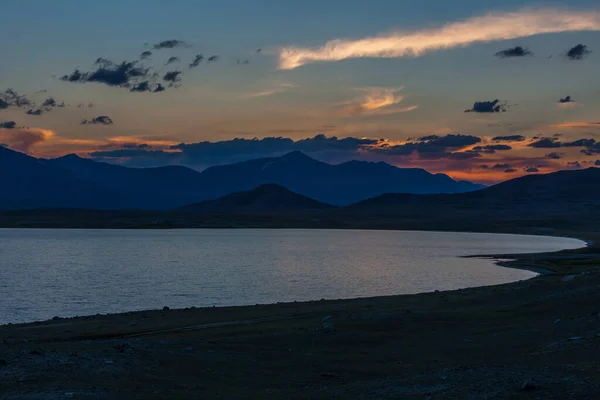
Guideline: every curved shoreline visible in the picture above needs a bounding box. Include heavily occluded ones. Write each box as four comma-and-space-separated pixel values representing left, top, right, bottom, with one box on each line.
0, 230, 591, 327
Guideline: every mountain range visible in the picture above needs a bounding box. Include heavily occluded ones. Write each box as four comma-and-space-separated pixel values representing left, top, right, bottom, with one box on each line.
1, 166, 598, 233
0, 146, 483, 210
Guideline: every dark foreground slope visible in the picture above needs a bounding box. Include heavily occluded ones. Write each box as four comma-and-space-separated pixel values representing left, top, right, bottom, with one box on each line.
178, 184, 333, 213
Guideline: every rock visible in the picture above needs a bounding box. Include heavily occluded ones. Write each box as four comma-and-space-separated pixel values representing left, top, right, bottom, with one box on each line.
0, 359, 7, 366
64, 392, 74, 398
561, 275, 576, 282
52, 316, 61, 321
320, 322, 335, 333
163, 306, 170, 311
519, 378, 538, 391
185, 346, 193, 352
554, 319, 561, 324
322, 315, 333, 322
321, 373, 337, 379
128, 320, 138, 327
30, 349, 44, 355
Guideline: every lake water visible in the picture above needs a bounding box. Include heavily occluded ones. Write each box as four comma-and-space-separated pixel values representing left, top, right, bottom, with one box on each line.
0, 229, 585, 324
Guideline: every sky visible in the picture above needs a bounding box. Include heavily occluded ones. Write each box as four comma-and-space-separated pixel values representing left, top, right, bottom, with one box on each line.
0, 0, 599, 183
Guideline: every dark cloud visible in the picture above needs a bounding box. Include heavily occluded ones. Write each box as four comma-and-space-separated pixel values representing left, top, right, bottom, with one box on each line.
563, 138, 596, 147
558, 95, 574, 104
492, 135, 525, 142
163, 71, 182, 86
525, 167, 539, 173
478, 165, 490, 169
237, 59, 250, 65
464, 99, 508, 113
129, 81, 165, 93
140, 51, 152, 60
207, 55, 219, 62
0, 89, 34, 109
417, 135, 440, 141
60, 59, 157, 91
471, 144, 512, 154
492, 163, 513, 170
0, 121, 17, 129
25, 109, 43, 116
567, 161, 582, 169
81, 116, 113, 125
546, 152, 562, 160
370, 134, 481, 158
152, 40, 189, 50
494, 46, 533, 58
189, 54, 204, 68
595, 160, 600, 166
504, 168, 517, 173
528, 138, 561, 148
580, 142, 600, 156
165, 56, 180, 65
566, 44, 591, 60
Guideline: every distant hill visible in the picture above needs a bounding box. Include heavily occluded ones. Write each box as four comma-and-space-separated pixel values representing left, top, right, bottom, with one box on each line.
195, 151, 484, 205
178, 184, 334, 213
342, 167, 600, 232
0, 147, 483, 210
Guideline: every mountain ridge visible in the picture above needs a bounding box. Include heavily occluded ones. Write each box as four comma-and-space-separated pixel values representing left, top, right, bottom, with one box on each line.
2, 146, 483, 209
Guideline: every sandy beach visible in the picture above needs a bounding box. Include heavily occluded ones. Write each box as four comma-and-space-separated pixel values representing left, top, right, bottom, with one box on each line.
1, 233, 600, 399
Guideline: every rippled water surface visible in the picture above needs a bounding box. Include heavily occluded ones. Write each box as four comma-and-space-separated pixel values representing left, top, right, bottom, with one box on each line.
0, 229, 584, 324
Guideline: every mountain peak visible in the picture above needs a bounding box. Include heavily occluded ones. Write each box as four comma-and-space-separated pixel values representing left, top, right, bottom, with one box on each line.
280, 151, 314, 161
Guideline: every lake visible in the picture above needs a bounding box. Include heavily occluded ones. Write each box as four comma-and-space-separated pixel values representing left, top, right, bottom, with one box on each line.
0, 229, 585, 324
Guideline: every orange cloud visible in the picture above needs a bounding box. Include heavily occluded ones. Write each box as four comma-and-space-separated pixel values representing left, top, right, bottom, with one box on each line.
241, 83, 296, 99
0, 128, 54, 153
338, 87, 418, 116
551, 122, 600, 129
279, 8, 600, 69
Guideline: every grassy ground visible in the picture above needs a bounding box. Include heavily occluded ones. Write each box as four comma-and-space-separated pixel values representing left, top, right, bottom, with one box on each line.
1, 234, 600, 399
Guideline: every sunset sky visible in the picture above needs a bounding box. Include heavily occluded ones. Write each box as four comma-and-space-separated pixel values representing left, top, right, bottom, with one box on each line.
0, 0, 599, 183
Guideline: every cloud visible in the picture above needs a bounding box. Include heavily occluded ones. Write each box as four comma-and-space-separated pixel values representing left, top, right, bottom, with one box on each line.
189, 54, 204, 68
152, 40, 189, 50
339, 87, 418, 116
81, 116, 113, 125
165, 56, 180, 65
566, 44, 591, 60
130, 81, 165, 93
563, 138, 596, 147
494, 46, 533, 58
370, 134, 481, 158
471, 144, 512, 153
207, 55, 219, 62
140, 51, 152, 60
60, 59, 161, 92
241, 83, 296, 99
465, 99, 508, 113
0, 89, 35, 110
528, 137, 561, 148
595, 160, 600, 166
546, 152, 562, 159
278, 9, 600, 69
558, 95, 573, 104
0, 128, 54, 153
25, 109, 43, 116
491, 163, 513, 170
525, 167, 539, 173
567, 161, 582, 168
557, 95, 577, 108
552, 121, 600, 129
0, 121, 17, 129
492, 135, 525, 142
163, 71, 182, 86
504, 168, 518, 173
